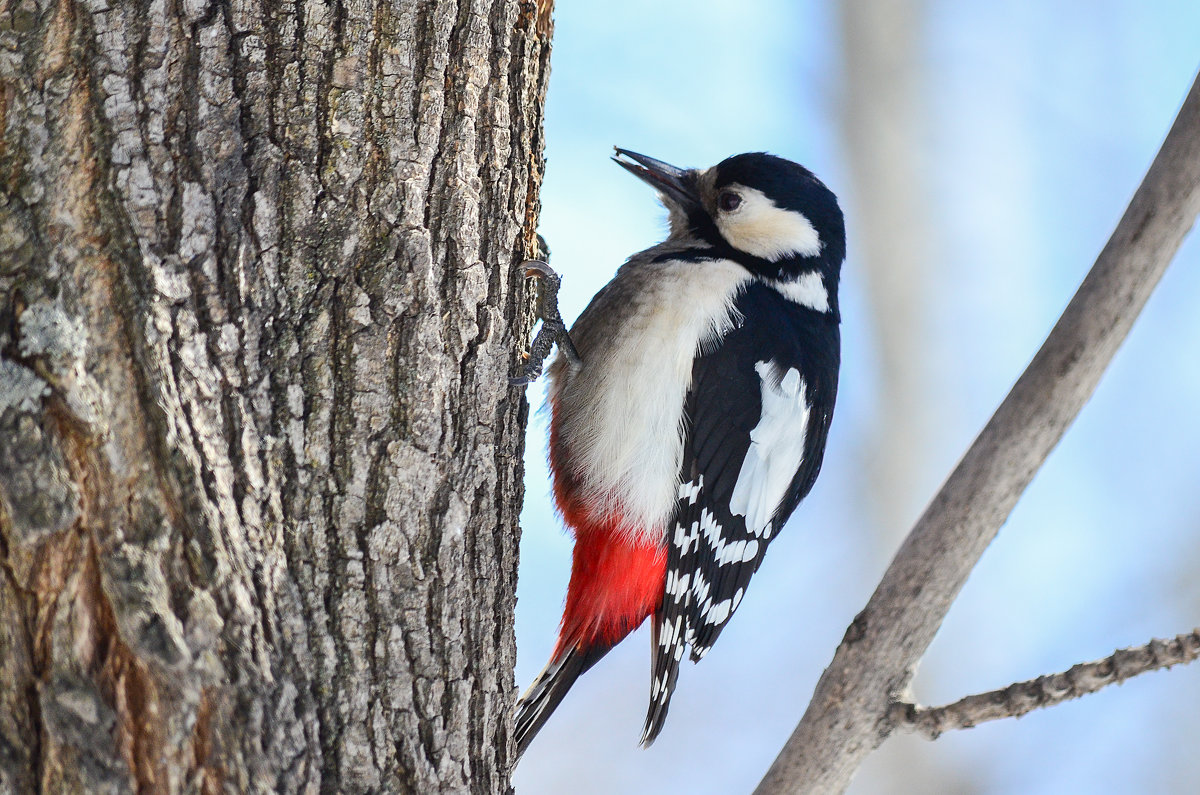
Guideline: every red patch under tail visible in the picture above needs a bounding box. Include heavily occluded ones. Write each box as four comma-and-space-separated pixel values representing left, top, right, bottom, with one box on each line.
547, 397, 667, 659
514, 397, 667, 755
552, 520, 667, 660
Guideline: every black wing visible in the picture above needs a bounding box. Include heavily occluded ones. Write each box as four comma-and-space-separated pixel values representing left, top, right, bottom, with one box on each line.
641, 283, 839, 744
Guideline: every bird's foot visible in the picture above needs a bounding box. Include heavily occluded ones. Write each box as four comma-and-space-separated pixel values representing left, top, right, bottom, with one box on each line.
511, 260, 580, 386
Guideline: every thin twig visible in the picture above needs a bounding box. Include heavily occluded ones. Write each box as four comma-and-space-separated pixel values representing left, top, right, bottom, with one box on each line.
892, 630, 1200, 739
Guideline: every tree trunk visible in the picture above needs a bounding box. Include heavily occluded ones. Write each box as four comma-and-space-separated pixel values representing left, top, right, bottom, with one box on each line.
0, 0, 552, 791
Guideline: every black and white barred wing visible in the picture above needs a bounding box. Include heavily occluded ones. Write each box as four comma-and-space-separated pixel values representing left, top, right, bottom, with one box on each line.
641, 285, 837, 745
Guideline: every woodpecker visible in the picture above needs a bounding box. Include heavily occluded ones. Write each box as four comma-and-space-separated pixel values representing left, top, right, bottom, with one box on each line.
513, 149, 845, 755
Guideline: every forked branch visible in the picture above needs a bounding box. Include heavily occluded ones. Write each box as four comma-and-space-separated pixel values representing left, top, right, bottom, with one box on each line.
755, 70, 1200, 795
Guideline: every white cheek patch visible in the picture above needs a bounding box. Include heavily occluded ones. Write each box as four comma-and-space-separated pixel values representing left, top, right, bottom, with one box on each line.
729, 360, 810, 537
716, 186, 822, 262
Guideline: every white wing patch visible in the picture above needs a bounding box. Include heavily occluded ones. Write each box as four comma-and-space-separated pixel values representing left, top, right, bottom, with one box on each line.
729, 361, 810, 538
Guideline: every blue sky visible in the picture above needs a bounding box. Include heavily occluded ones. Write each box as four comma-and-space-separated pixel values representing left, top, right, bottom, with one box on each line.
513, 3, 1200, 793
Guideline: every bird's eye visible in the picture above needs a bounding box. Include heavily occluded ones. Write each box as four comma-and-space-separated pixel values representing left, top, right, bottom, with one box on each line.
718, 191, 742, 212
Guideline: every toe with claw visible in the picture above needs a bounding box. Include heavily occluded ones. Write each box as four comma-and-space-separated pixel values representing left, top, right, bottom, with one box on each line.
511, 260, 580, 386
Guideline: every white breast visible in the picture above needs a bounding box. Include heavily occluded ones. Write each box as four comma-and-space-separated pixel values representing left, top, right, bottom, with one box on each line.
550, 257, 750, 542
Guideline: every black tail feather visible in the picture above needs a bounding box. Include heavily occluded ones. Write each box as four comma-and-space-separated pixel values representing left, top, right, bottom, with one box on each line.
640, 612, 684, 747
514, 643, 613, 758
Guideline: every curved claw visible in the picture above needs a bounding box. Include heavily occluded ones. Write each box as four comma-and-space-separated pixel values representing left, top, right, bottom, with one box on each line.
515, 259, 558, 280
509, 370, 540, 387
510, 259, 578, 387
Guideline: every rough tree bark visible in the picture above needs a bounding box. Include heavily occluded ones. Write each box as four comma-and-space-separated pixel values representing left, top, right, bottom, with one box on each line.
0, 0, 551, 792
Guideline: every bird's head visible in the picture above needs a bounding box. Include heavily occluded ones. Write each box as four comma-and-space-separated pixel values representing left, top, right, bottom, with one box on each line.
612, 149, 845, 284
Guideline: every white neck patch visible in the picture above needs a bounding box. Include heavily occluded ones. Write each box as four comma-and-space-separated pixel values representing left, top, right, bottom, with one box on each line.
716, 185, 822, 262
765, 271, 829, 312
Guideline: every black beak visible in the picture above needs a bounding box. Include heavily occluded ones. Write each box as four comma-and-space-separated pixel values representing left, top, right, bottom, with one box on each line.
612, 148, 698, 208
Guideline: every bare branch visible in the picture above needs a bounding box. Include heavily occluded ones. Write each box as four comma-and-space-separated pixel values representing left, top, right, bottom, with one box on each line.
754, 70, 1200, 795
891, 630, 1200, 739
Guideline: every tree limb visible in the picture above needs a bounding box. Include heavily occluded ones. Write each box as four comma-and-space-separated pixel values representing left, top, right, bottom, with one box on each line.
754, 70, 1200, 795
892, 629, 1200, 739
